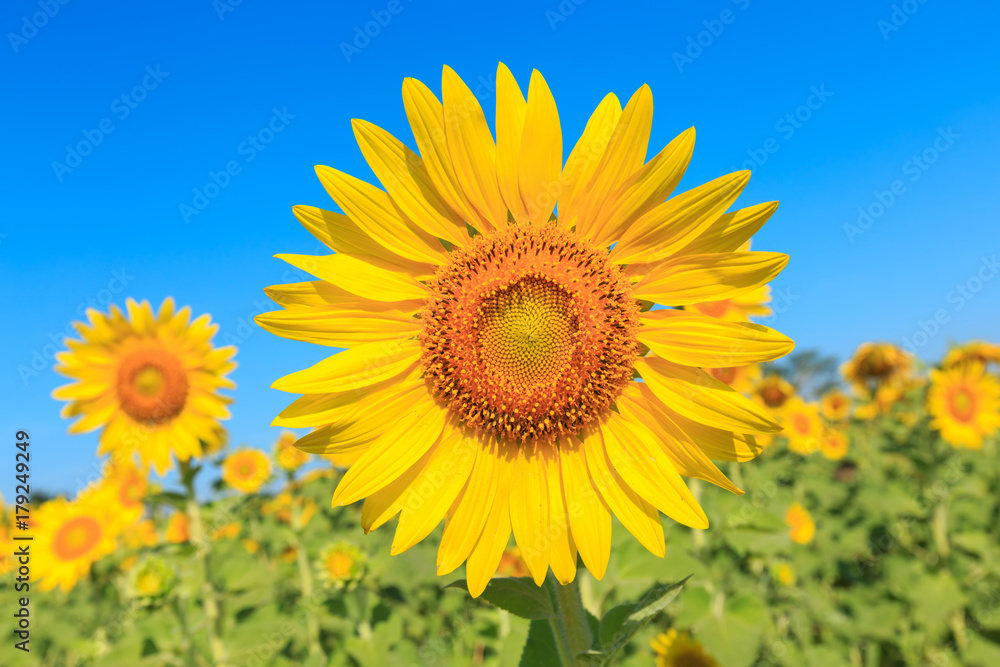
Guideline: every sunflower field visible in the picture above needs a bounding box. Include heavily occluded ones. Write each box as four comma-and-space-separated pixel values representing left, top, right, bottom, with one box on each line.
7, 62, 1000, 667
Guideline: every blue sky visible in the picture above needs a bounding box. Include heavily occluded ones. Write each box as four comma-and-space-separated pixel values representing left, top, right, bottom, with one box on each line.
3, 0, 998, 499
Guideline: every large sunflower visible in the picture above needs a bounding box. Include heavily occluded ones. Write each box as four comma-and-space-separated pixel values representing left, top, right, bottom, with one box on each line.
33, 492, 121, 592
53, 298, 236, 475
927, 363, 1000, 449
259, 64, 793, 595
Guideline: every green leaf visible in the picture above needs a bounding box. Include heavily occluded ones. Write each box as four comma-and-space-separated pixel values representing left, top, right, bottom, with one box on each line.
446, 578, 556, 620
597, 577, 689, 657
519, 619, 563, 667
146, 492, 188, 509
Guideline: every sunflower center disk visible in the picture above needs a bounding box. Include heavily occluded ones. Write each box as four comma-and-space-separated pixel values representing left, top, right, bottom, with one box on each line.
949, 388, 975, 422
116, 345, 190, 423
53, 516, 101, 561
421, 225, 641, 443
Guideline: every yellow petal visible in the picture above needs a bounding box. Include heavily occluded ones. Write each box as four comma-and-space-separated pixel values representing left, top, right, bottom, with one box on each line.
546, 450, 578, 585
275, 253, 427, 302
331, 395, 446, 506
495, 63, 529, 223
518, 69, 562, 224
361, 439, 438, 533
466, 449, 516, 598
442, 65, 507, 231
676, 201, 779, 255
635, 356, 781, 434
601, 418, 708, 529
438, 439, 501, 575
633, 252, 789, 306
315, 165, 449, 265
271, 338, 421, 394
351, 119, 468, 247
558, 93, 622, 229
585, 430, 665, 557
274, 372, 423, 430
591, 127, 695, 247
559, 441, 611, 580
256, 307, 420, 347
392, 431, 477, 554
508, 442, 550, 586
575, 85, 652, 240
639, 309, 794, 367
665, 410, 764, 462
264, 280, 423, 313
402, 77, 485, 228
610, 171, 750, 265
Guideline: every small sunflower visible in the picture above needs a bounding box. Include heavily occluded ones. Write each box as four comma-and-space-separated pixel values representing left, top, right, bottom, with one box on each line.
942, 341, 1000, 370
242, 538, 261, 555
211, 522, 241, 540
785, 502, 815, 545
820, 389, 850, 422
164, 512, 190, 544
754, 374, 795, 411
774, 563, 796, 586
222, 448, 272, 494
651, 629, 718, 667
124, 556, 177, 604
259, 64, 793, 595
708, 363, 761, 396
274, 430, 310, 472
262, 491, 317, 530
781, 399, 823, 454
52, 298, 236, 475
927, 363, 1000, 449
123, 519, 159, 550
33, 495, 121, 592
842, 342, 912, 394
317, 542, 366, 590
820, 429, 849, 461
82, 461, 148, 526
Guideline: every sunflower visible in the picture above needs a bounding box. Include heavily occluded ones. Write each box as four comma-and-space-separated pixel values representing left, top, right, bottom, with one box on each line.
258, 64, 793, 595
942, 341, 1000, 370
165, 512, 190, 544
222, 448, 272, 494
707, 363, 761, 396
781, 398, 823, 454
651, 629, 717, 667
274, 430, 310, 472
820, 429, 849, 461
927, 363, 1000, 449
124, 556, 177, 604
262, 491, 317, 530
82, 461, 148, 526
754, 374, 795, 411
785, 502, 815, 545
316, 542, 367, 590
842, 342, 912, 394
774, 563, 796, 586
33, 494, 121, 592
820, 389, 850, 422
123, 519, 159, 550
52, 298, 236, 476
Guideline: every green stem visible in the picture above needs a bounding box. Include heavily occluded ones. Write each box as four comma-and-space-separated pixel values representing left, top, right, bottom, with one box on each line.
292, 528, 325, 659
550, 575, 593, 666
171, 596, 199, 667
932, 496, 950, 561
181, 461, 228, 667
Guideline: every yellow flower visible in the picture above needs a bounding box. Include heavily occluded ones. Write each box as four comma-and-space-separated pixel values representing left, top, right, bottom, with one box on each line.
927, 363, 1000, 449
942, 341, 1000, 370
754, 374, 795, 411
273, 430, 310, 471
81, 461, 149, 527
52, 298, 236, 475
125, 556, 177, 603
707, 363, 761, 396
842, 342, 912, 394
242, 538, 260, 555
277, 545, 298, 564
781, 398, 823, 454
775, 563, 796, 586
785, 502, 815, 545
124, 519, 159, 550
497, 547, 530, 578
212, 522, 241, 540
651, 629, 718, 667
165, 512, 190, 544
263, 491, 317, 530
820, 429, 849, 461
33, 495, 120, 592
222, 449, 272, 494
258, 64, 793, 596
316, 542, 366, 590
820, 389, 850, 422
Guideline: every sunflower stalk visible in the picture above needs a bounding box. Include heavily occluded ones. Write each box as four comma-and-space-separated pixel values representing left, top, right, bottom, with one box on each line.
180, 460, 229, 667
548, 575, 593, 666
291, 512, 325, 659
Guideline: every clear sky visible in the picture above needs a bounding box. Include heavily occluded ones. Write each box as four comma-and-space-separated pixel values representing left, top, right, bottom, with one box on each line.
3, 0, 999, 500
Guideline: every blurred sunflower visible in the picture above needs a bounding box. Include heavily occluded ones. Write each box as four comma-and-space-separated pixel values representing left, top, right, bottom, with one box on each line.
942, 341, 1000, 369
651, 629, 717, 667
820, 429, 849, 461
222, 448, 272, 494
263, 491, 317, 530
33, 494, 121, 592
785, 502, 816, 545
707, 363, 761, 396
316, 542, 366, 590
927, 363, 1000, 449
774, 562, 796, 586
258, 64, 793, 595
52, 298, 236, 475
820, 389, 850, 422
83, 461, 148, 526
123, 519, 158, 550
165, 512, 190, 544
754, 374, 795, 411
842, 342, 912, 394
781, 398, 823, 454
274, 430, 310, 472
